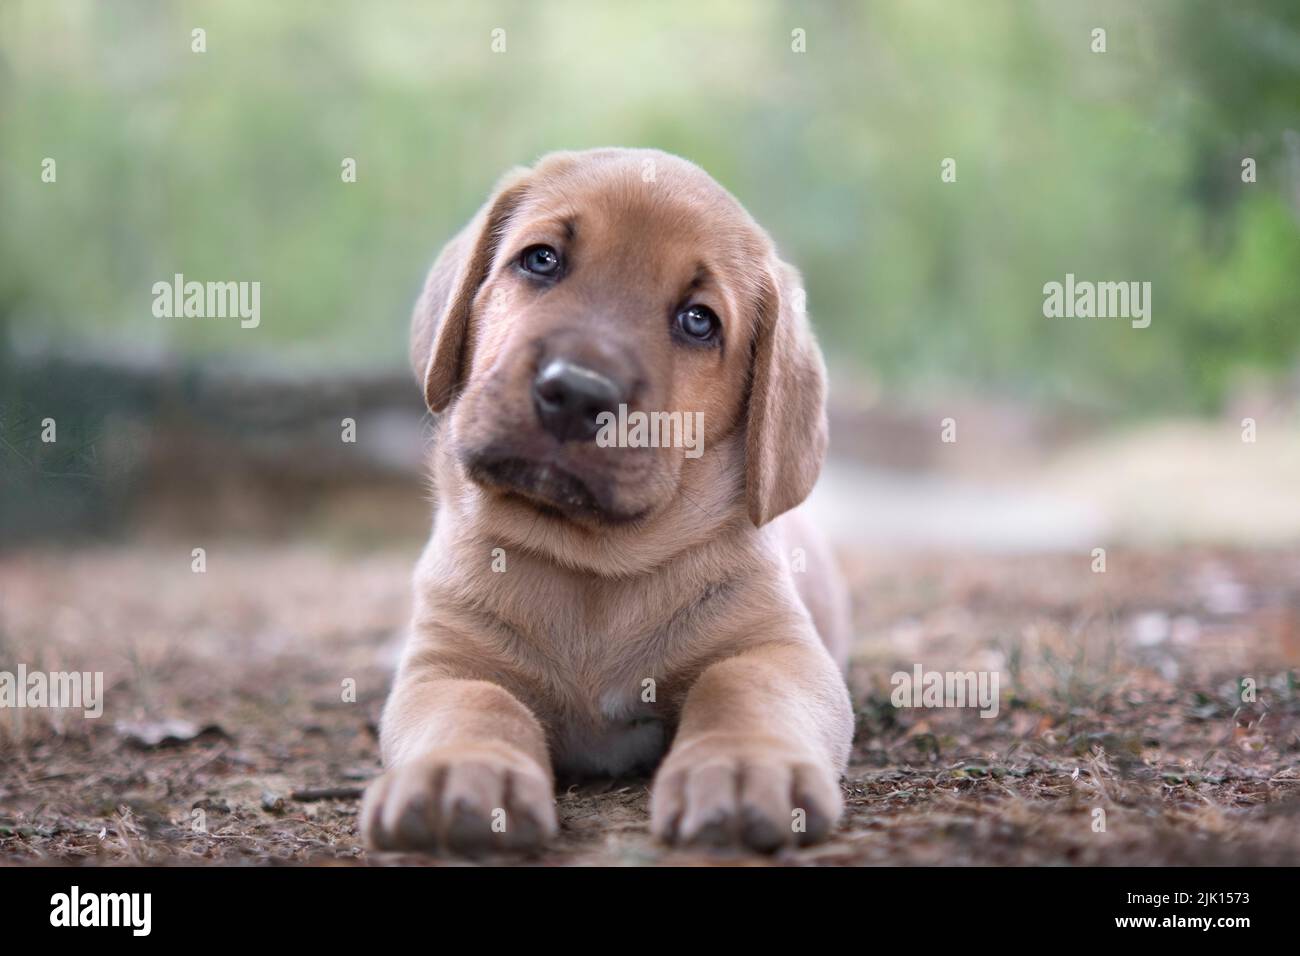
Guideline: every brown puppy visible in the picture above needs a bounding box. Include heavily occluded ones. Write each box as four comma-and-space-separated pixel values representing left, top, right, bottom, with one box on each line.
362, 148, 853, 854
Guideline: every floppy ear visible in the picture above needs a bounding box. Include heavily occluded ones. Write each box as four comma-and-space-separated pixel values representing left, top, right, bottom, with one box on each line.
745, 258, 829, 527
410, 167, 532, 413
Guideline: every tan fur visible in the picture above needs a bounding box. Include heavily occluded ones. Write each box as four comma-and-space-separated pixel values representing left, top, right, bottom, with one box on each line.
363, 148, 853, 854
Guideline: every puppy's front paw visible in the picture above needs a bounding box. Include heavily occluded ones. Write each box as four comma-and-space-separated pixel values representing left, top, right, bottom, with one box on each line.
650, 737, 842, 852
361, 746, 557, 855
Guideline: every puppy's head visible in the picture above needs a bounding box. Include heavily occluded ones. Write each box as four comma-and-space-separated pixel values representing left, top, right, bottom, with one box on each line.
411, 148, 826, 531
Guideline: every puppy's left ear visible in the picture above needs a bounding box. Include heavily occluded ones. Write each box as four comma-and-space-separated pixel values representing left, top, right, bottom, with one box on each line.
411, 167, 532, 413
745, 258, 829, 527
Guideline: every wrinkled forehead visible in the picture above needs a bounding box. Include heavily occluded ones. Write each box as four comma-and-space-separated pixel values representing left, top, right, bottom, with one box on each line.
508, 155, 772, 296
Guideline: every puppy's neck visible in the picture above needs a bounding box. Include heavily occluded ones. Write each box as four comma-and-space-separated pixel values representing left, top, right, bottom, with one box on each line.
428, 427, 752, 578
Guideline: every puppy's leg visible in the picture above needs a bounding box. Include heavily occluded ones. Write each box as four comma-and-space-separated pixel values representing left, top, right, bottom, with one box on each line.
651, 639, 852, 852
362, 670, 557, 854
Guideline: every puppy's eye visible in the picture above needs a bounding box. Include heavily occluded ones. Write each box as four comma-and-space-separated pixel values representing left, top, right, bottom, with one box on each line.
675, 304, 719, 343
520, 245, 562, 278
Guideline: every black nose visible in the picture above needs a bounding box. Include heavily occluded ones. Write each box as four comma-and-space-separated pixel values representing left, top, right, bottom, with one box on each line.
532, 358, 624, 443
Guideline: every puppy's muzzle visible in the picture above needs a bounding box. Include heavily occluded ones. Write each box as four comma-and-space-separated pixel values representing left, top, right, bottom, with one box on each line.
532, 358, 627, 443
462, 344, 648, 524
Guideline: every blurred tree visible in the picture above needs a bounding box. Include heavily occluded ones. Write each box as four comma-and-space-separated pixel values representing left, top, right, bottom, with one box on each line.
0, 0, 1296, 415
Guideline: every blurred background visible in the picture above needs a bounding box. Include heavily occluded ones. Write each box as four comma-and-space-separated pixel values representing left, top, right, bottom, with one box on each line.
2, 0, 1299, 548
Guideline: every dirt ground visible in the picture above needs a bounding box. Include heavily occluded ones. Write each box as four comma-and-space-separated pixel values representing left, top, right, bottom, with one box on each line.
1, 540, 1298, 866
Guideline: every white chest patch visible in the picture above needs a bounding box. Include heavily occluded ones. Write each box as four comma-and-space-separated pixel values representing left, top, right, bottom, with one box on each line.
598, 687, 647, 722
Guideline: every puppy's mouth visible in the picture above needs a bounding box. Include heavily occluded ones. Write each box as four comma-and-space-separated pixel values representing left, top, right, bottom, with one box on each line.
464, 450, 643, 525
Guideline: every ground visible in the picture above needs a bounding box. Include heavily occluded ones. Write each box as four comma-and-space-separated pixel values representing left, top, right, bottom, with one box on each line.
1, 541, 1298, 865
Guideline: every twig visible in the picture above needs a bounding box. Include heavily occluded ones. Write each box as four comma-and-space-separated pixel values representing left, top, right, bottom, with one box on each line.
290, 786, 365, 802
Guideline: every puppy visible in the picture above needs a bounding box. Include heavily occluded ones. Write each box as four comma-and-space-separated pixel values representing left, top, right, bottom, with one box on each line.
362, 148, 853, 854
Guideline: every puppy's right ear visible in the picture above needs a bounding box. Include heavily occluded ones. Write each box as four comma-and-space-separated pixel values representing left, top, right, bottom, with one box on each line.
410, 167, 532, 413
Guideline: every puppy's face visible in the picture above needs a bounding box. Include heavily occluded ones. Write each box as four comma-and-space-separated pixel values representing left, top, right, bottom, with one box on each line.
415, 149, 828, 534
448, 153, 766, 525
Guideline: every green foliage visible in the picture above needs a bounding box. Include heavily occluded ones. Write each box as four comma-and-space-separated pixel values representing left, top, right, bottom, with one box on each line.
1, 0, 1297, 412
